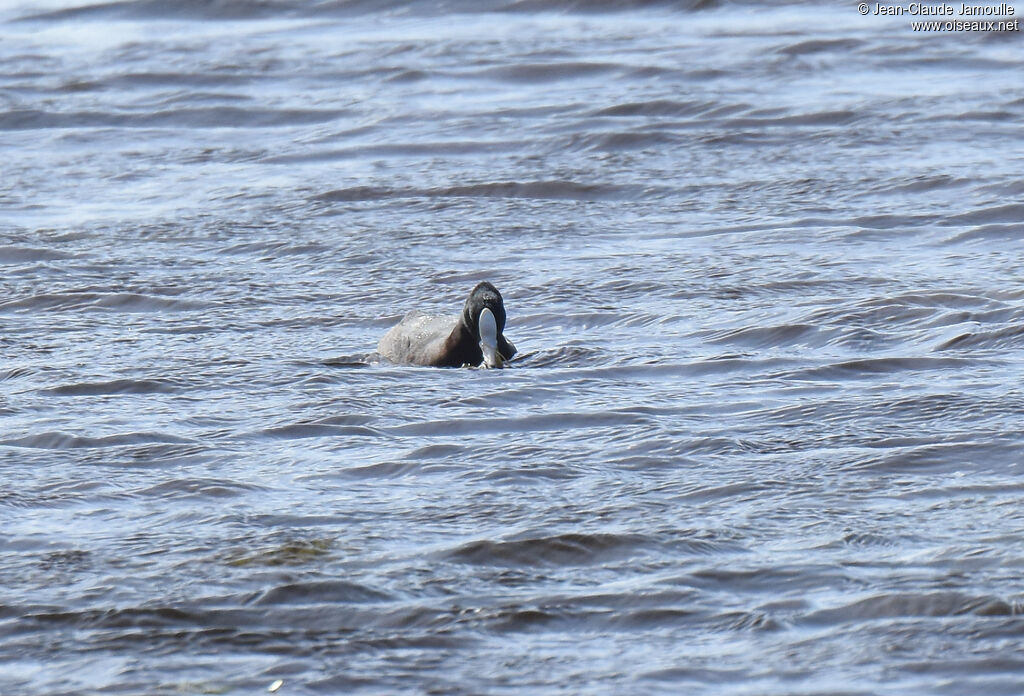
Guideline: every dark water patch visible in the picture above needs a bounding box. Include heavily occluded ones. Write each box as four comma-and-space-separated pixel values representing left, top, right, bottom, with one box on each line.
1, 487, 118, 511
39, 549, 93, 572
552, 356, 801, 382
935, 323, 1024, 351
484, 606, 566, 632
697, 130, 782, 146
838, 532, 910, 549
254, 314, 354, 332
16, 0, 305, 22
511, 345, 606, 367
725, 109, 861, 129
113, 442, 212, 465
962, 110, 1017, 122
477, 61, 619, 82
445, 532, 652, 568
761, 391, 1011, 436
563, 129, 684, 153
943, 203, 1024, 226
314, 180, 649, 203
854, 440, 1020, 474
882, 291, 1002, 310
0, 107, 346, 131
18, 600, 459, 645
777, 38, 865, 56
601, 606, 776, 632
543, 310, 624, 329
897, 480, 1024, 503
704, 323, 828, 350
802, 592, 1019, 626
264, 139, 523, 164
493, 603, 707, 633
386, 68, 429, 82
450, 385, 565, 407
799, 293, 1008, 346
25, 605, 208, 630
499, 0, 719, 13
387, 410, 650, 437
0, 246, 78, 263
307, 414, 378, 427
673, 480, 784, 505
642, 666, 751, 686
716, 610, 779, 632
137, 477, 264, 499
1, 431, 193, 450
593, 274, 670, 296
37, 378, 182, 396
220, 240, 335, 258
258, 422, 383, 440
332, 460, 423, 479
671, 560, 839, 593
0, 366, 34, 381
594, 98, 720, 118
945, 223, 1023, 245
782, 356, 983, 381
15, 0, 719, 22
321, 355, 374, 367
256, 581, 392, 606
869, 174, 971, 196
137, 322, 220, 336
102, 72, 267, 90
53, 74, 262, 96
404, 443, 465, 460
848, 212, 940, 230
0, 291, 210, 314
802, 297, 937, 324
976, 178, 1024, 199
747, 276, 893, 298
476, 463, 579, 483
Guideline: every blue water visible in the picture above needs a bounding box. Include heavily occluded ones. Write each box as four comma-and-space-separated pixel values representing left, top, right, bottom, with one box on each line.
2, 1, 1023, 694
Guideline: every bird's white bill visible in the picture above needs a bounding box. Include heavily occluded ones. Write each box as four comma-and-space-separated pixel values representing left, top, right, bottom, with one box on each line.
478, 307, 504, 368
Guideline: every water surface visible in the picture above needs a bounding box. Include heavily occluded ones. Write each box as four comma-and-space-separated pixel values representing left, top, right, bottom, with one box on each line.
2, 1, 1024, 694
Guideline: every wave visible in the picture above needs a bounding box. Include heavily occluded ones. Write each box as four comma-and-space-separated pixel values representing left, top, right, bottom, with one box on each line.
776, 38, 864, 56
935, 323, 1024, 351
37, 378, 182, 396
703, 323, 829, 350
945, 223, 1024, 245
137, 476, 266, 498
16, 0, 736, 23
0, 245, 79, 263
781, 356, 982, 381
1, 431, 194, 450
314, 180, 649, 203
802, 591, 1020, 625
258, 423, 383, 439
386, 410, 651, 437
0, 291, 210, 314
943, 202, 1024, 226
443, 532, 653, 567
0, 107, 346, 131
264, 139, 524, 165
256, 580, 392, 605
854, 440, 1020, 474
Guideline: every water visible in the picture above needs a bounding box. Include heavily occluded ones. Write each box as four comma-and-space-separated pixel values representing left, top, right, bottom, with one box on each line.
2, 1, 1023, 694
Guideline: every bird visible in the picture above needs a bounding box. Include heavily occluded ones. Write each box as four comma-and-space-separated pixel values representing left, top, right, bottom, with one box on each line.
377, 281, 517, 368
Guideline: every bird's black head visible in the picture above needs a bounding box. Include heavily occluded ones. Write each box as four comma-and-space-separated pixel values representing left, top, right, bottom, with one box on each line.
461, 281, 506, 339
